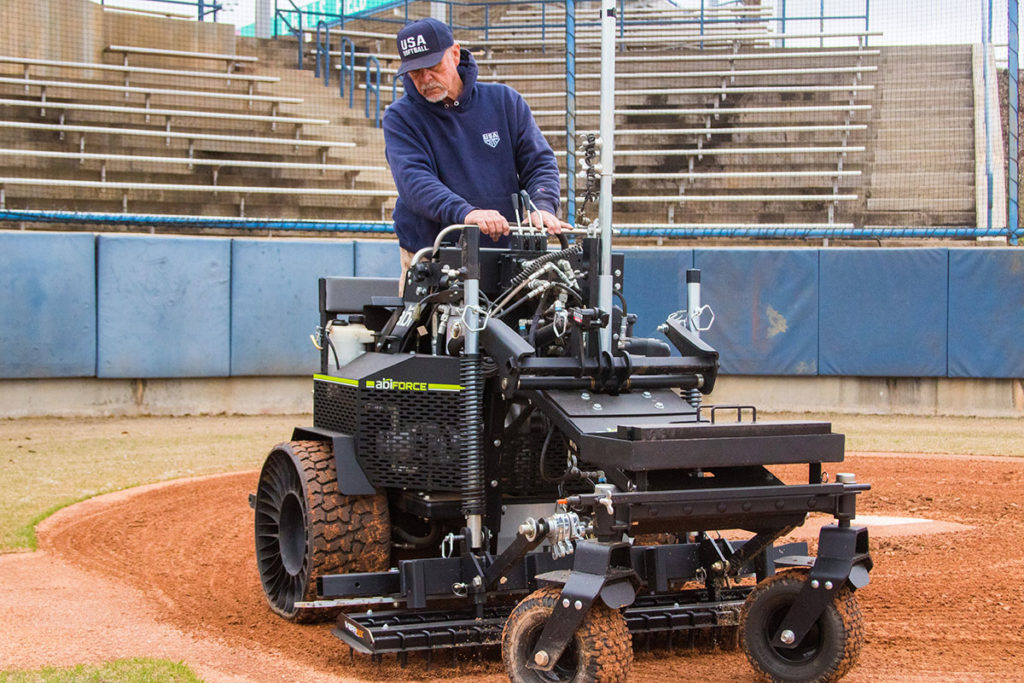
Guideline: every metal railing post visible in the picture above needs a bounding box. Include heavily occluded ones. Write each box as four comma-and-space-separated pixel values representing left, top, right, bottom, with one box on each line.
700, 0, 705, 50
983, 0, 994, 230
781, 0, 787, 47
541, 2, 546, 54
864, 0, 870, 47
819, 0, 824, 47
339, 36, 355, 107
315, 20, 326, 80
366, 55, 382, 128
1010, 0, 1020, 244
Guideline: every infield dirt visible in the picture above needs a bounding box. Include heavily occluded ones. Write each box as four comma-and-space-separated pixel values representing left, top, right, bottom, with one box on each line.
1, 449, 1021, 681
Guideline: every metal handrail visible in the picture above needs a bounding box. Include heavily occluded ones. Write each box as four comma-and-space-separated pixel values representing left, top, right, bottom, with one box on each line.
99, 0, 223, 22
365, 56, 382, 129
315, 20, 330, 84
339, 37, 356, 108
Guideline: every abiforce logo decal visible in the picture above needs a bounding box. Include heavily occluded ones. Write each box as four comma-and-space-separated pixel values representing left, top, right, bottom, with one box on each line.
313, 374, 460, 392
366, 377, 462, 392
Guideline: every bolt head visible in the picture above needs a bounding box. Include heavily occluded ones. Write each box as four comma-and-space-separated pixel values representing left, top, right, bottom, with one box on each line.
825, 580, 834, 590
811, 579, 820, 589
534, 650, 550, 667
562, 598, 570, 608
780, 629, 796, 645
574, 600, 583, 610
592, 403, 602, 411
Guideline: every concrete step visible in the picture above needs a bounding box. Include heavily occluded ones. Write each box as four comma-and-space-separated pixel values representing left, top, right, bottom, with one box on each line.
875, 112, 972, 125
861, 210, 976, 227
870, 187, 974, 201
875, 86, 973, 99
867, 197, 974, 212
871, 171, 974, 187
873, 149, 973, 165
875, 128, 973, 147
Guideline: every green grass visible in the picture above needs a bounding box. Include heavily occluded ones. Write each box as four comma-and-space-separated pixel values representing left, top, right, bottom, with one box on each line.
0, 412, 1020, 554
768, 412, 1024, 457
0, 658, 202, 682
0, 414, 304, 552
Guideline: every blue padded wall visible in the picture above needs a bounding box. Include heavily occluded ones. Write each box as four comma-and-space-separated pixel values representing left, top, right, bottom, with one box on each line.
819, 249, 948, 377
354, 239, 401, 277
948, 249, 1024, 378
0, 231, 96, 378
231, 239, 354, 376
620, 248, 693, 344
695, 249, 819, 375
97, 235, 231, 378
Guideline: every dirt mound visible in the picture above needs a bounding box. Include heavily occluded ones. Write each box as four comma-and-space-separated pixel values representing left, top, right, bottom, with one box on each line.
4, 453, 1023, 681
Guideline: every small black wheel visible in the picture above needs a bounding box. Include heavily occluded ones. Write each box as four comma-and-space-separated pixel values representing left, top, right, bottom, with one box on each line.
741, 569, 864, 682
501, 585, 632, 683
253, 440, 389, 622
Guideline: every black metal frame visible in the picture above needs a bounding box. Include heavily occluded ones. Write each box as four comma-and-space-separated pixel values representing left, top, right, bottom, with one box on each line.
292, 227, 872, 670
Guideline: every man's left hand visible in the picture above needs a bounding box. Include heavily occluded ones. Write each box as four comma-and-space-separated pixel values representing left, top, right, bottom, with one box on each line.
529, 210, 571, 235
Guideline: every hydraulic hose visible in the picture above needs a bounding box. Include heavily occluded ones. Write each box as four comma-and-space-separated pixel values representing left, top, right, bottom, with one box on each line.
510, 243, 583, 287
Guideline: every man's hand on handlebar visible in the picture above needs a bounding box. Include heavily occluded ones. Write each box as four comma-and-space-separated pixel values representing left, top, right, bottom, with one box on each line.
464, 208, 571, 240
464, 209, 509, 241
529, 210, 571, 235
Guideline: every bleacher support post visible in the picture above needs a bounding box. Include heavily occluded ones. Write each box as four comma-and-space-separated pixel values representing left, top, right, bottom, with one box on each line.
565, 0, 576, 226
1010, 0, 1020, 245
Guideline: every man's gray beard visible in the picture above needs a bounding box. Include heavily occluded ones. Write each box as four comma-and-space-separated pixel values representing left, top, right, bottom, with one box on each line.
423, 87, 448, 103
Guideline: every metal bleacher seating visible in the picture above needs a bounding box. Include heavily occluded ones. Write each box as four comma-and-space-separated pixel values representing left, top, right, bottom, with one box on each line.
312, 1, 878, 231
0, 45, 396, 220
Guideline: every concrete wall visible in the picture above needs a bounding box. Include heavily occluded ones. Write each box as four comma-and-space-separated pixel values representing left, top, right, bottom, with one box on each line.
0, 0, 235, 72
1, 231, 1022, 417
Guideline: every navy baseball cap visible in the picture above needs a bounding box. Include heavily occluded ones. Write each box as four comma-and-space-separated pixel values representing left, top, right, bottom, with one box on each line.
396, 18, 454, 76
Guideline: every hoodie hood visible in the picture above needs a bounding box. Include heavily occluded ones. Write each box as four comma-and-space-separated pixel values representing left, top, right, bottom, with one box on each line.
401, 48, 478, 112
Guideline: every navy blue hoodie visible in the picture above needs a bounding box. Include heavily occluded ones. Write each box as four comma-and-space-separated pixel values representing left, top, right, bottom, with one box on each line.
382, 49, 561, 252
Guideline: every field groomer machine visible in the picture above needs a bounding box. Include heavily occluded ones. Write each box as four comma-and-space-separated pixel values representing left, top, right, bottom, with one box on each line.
251, 218, 872, 681
251, 3, 872, 681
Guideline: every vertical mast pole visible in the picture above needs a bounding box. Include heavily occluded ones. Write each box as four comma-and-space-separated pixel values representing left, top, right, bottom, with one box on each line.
597, 0, 616, 353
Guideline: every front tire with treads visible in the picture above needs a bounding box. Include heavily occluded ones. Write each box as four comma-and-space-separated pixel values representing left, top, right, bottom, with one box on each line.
502, 585, 632, 683
741, 569, 864, 682
253, 440, 389, 622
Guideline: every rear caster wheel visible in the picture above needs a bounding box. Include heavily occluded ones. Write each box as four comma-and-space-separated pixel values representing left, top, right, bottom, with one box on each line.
501, 585, 632, 683
741, 569, 864, 682
253, 440, 389, 622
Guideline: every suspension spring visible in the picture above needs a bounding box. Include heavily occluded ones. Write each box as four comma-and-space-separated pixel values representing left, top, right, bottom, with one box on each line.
459, 353, 485, 517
